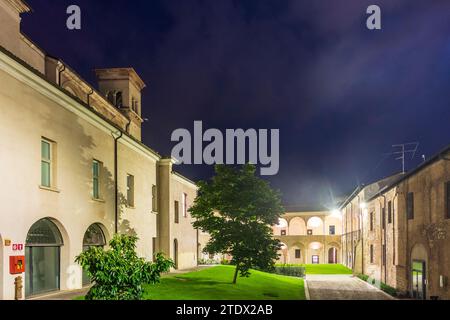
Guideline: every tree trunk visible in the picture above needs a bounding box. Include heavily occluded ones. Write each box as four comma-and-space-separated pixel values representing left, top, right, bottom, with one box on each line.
232, 264, 239, 284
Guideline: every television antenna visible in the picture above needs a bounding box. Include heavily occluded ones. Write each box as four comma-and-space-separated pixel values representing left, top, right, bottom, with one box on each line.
391, 142, 419, 174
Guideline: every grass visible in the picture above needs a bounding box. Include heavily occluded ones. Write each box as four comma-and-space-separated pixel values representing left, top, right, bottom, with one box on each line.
143, 265, 305, 300
275, 264, 353, 275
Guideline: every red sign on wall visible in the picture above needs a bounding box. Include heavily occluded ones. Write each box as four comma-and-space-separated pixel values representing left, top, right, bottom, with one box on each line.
12, 244, 24, 251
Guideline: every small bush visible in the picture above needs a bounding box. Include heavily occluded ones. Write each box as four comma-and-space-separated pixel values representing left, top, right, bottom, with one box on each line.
76, 234, 174, 300
273, 265, 306, 278
357, 274, 398, 297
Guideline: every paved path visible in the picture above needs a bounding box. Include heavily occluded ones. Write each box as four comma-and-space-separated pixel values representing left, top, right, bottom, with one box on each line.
306, 275, 394, 300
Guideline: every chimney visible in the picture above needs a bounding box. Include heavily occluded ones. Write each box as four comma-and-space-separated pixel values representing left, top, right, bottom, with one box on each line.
94, 68, 146, 140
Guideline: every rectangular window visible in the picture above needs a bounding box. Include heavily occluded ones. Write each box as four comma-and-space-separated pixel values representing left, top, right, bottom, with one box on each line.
182, 193, 188, 217
329, 225, 336, 235
92, 160, 101, 199
295, 249, 301, 259
370, 245, 374, 263
152, 185, 157, 212
174, 201, 179, 224
407, 192, 414, 220
382, 207, 386, 230
446, 181, 450, 219
126, 174, 135, 207
41, 139, 52, 187
370, 212, 374, 231
388, 201, 392, 224
382, 244, 386, 266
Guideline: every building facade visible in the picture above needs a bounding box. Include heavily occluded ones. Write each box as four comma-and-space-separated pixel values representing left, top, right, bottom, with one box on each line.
340, 147, 450, 300
0, 0, 198, 300
273, 207, 342, 265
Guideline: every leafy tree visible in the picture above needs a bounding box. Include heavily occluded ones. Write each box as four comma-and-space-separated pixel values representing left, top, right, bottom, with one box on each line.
75, 234, 174, 300
190, 164, 284, 284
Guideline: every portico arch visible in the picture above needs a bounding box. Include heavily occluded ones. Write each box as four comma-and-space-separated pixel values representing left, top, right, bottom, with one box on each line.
289, 217, 307, 235
273, 218, 288, 236
278, 242, 289, 264
307, 216, 324, 235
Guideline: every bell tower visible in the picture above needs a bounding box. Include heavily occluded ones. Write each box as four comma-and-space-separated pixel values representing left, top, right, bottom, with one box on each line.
94, 68, 146, 141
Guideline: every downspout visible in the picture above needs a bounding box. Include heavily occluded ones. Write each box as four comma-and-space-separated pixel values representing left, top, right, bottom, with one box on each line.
87, 89, 94, 107
58, 63, 66, 86
350, 202, 354, 270
358, 195, 364, 275
380, 195, 387, 284
393, 191, 399, 266
112, 119, 132, 234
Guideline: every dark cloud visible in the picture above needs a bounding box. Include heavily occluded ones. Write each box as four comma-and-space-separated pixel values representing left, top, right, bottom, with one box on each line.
23, 0, 450, 205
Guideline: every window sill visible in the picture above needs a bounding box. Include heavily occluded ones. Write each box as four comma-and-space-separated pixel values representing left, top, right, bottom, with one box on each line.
126, 205, 135, 209
92, 198, 105, 203
151, 211, 158, 215
39, 185, 60, 193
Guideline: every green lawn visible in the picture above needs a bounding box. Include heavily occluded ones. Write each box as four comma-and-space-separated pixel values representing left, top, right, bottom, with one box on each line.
276, 264, 352, 275
144, 265, 305, 300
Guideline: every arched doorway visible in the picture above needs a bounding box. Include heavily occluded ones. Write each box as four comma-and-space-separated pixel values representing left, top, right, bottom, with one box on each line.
328, 247, 338, 264
173, 239, 178, 269
411, 243, 428, 300
25, 218, 63, 297
82, 224, 106, 286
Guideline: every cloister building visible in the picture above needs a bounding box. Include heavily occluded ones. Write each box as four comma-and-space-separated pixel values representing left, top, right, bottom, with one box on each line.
273, 206, 342, 265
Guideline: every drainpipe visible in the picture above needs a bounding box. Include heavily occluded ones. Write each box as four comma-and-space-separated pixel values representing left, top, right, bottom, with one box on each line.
87, 89, 94, 107
393, 191, 399, 266
357, 195, 364, 275
58, 63, 66, 86
112, 120, 132, 234
350, 202, 354, 270
380, 195, 387, 284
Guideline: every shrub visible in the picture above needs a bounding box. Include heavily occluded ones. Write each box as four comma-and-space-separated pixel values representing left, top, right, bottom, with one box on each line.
273, 264, 305, 278
75, 234, 174, 300
357, 274, 398, 297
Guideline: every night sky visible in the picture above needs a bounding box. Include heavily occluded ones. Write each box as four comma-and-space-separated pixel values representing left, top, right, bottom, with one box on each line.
22, 0, 450, 206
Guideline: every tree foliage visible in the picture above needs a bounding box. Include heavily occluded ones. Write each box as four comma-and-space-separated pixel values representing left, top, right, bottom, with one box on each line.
190, 164, 284, 283
75, 234, 174, 300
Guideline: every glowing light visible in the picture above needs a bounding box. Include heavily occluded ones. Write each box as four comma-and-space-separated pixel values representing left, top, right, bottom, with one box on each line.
360, 202, 367, 209
331, 209, 341, 217
309, 242, 322, 250
308, 217, 322, 228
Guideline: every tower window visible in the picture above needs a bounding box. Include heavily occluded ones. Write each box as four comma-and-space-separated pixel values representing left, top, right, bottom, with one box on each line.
115, 92, 123, 108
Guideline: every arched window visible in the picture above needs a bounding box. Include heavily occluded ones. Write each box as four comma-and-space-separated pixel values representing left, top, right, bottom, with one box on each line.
107, 91, 115, 105
115, 91, 123, 108
83, 223, 106, 247
82, 224, 106, 286
26, 218, 63, 246
25, 218, 63, 297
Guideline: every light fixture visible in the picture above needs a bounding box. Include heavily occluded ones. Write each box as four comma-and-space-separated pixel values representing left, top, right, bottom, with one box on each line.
331, 209, 341, 217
